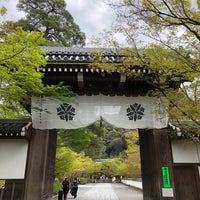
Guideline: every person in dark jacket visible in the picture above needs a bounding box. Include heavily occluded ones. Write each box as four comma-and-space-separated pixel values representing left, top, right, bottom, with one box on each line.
70, 178, 79, 198
62, 177, 70, 200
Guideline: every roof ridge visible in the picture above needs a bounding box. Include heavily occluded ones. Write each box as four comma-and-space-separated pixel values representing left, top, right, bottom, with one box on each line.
42, 46, 119, 55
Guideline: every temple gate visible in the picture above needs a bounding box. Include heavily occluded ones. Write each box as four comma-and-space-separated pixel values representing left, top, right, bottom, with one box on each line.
0, 46, 199, 200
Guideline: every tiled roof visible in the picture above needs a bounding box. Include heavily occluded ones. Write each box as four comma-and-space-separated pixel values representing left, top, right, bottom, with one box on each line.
169, 121, 200, 141
43, 46, 118, 55
43, 46, 122, 63
42, 46, 156, 76
0, 119, 31, 138
41, 47, 156, 96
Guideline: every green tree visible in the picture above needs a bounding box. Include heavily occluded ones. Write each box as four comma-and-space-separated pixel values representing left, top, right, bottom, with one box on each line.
100, 158, 121, 177
123, 130, 141, 178
70, 152, 99, 178
55, 146, 76, 180
104, 124, 127, 158
93, 0, 200, 138
0, 6, 7, 16
58, 122, 105, 159
0, 27, 45, 116
108, 0, 200, 44
0, 17, 73, 117
58, 129, 98, 153
55, 144, 102, 182
16, 0, 86, 46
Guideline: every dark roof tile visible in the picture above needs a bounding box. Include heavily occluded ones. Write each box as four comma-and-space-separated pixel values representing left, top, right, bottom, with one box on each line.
0, 119, 31, 138
43, 46, 121, 63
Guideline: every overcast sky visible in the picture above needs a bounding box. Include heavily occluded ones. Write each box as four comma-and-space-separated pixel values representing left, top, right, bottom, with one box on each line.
1, 0, 116, 47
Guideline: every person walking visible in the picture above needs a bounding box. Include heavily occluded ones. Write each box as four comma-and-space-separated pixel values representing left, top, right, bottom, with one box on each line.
62, 177, 70, 200
70, 177, 79, 198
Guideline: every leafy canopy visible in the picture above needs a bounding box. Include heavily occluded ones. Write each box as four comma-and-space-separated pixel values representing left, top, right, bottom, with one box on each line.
58, 122, 105, 160
16, 0, 86, 46
0, 23, 73, 117
55, 144, 102, 180
90, 0, 200, 138
0, 26, 45, 115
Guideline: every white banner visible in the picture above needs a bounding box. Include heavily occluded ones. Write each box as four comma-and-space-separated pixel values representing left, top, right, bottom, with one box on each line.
31, 95, 168, 129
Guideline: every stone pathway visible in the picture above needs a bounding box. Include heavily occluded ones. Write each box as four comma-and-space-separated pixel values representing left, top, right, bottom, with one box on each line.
53, 183, 143, 200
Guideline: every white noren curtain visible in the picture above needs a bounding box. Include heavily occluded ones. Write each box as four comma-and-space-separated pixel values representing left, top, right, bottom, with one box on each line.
31, 95, 168, 130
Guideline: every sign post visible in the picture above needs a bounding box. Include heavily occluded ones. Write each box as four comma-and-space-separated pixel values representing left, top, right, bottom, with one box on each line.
162, 166, 171, 188
161, 166, 174, 197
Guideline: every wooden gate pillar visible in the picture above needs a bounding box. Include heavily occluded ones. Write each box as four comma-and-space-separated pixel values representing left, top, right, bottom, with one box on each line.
24, 128, 57, 200
139, 129, 176, 200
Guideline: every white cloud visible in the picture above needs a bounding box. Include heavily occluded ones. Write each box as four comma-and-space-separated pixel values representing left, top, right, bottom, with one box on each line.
1, 0, 25, 21
66, 0, 116, 45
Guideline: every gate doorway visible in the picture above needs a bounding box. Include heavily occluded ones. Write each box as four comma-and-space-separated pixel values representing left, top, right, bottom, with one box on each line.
57, 124, 141, 184
1, 47, 199, 200
41, 46, 177, 200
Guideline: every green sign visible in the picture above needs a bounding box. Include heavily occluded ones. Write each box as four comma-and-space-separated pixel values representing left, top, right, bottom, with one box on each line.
162, 166, 171, 188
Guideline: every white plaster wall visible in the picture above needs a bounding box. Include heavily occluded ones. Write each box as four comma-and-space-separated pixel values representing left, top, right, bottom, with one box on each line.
171, 140, 200, 163
0, 139, 28, 179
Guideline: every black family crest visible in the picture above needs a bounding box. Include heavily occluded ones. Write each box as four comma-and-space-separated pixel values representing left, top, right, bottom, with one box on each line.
57, 103, 75, 121
127, 103, 145, 121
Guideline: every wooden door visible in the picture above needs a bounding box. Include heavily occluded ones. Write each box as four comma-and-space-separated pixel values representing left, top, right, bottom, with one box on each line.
174, 166, 200, 200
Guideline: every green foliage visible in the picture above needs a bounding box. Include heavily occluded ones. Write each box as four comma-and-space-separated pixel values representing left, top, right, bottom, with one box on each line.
84, 135, 105, 159
122, 130, 141, 178
104, 130, 141, 178
53, 179, 62, 194
55, 146, 76, 180
56, 124, 105, 179
79, 177, 88, 184
119, 0, 200, 42
55, 122, 138, 180
141, 45, 200, 130
0, 6, 7, 16
16, 0, 86, 46
70, 152, 97, 178
58, 122, 105, 159
58, 121, 129, 160
92, 0, 200, 139
93, 130, 141, 178
58, 129, 97, 153
55, 144, 102, 181
100, 158, 122, 177
0, 27, 45, 116
116, 162, 130, 177
0, 26, 73, 117
103, 124, 127, 158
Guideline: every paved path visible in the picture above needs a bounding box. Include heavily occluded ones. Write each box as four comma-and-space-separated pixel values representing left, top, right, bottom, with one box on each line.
121, 179, 142, 190
53, 183, 143, 200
